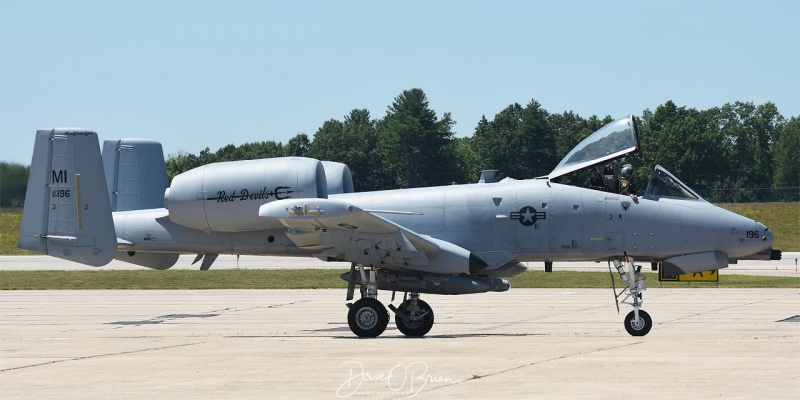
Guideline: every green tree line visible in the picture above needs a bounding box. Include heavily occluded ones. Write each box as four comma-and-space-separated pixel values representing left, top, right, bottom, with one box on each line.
2, 88, 798, 206
0, 163, 29, 207
164, 89, 799, 201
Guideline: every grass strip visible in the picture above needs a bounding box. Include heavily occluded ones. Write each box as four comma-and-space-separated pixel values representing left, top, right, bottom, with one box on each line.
1, 270, 798, 290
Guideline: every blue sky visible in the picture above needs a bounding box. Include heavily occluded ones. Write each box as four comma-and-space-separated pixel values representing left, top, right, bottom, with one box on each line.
1, 0, 798, 166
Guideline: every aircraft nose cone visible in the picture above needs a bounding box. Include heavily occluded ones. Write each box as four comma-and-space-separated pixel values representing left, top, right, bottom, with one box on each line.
756, 222, 774, 247
715, 206, 775, 259
734, 220, 774, 258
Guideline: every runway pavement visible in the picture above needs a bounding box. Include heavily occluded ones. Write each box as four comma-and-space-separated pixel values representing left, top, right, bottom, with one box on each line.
2, 254, 798, 398
1, 289, 798, 399
2, 253, 799, 276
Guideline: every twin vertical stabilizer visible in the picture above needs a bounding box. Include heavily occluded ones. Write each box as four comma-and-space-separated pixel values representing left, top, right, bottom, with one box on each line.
17, 129, 117, 266
102, 139, 168, 211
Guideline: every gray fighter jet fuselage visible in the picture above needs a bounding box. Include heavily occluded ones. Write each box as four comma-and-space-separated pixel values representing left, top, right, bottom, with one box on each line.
18, 116, 780, 338
114, 178, 773, 269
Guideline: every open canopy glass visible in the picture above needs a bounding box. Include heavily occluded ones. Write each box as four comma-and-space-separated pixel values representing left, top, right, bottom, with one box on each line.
548, 115, 640, 179
547, 115, 706, 201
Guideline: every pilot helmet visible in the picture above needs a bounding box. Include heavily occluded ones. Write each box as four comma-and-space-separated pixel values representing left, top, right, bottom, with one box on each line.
621, 164, 634, 179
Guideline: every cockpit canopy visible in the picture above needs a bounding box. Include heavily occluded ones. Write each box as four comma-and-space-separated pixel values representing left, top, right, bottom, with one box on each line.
548, 115, 639, 180
549, 115, 705, 201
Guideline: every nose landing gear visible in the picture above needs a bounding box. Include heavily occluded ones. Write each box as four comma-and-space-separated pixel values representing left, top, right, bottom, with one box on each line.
610, 255, 653, 336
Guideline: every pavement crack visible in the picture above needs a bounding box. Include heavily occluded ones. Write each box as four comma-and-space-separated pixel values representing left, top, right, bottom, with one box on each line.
658, 293, 797, 325
107, 301, 310, 327
412, 342, 643, 397
0, 342, 202, 373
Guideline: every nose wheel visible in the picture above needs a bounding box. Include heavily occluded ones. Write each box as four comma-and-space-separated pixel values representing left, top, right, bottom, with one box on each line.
624, 309, 652, 336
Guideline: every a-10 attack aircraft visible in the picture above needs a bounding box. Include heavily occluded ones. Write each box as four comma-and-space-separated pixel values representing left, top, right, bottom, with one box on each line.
18, 116, 781, 337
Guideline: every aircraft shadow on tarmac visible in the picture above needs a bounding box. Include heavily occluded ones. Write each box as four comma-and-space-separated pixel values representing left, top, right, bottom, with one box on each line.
307, 325, 547, 338
107, 313, 221, 326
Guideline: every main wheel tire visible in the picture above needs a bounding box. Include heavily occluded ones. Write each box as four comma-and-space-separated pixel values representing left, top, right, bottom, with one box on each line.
624, 310, 652, 336
347, 298, 389, 338
395, 300, 434, 337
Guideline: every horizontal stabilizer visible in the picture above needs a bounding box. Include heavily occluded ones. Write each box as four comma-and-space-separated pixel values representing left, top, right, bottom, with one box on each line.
115, 251, 179, 270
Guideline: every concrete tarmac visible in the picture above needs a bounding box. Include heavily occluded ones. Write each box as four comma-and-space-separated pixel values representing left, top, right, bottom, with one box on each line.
1, 289, 798, 399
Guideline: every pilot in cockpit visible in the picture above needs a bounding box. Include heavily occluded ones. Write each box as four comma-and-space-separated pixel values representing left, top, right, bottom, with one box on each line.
619, 164, 638, 200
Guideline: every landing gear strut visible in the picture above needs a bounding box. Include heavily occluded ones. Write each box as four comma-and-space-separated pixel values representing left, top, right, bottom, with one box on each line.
610, 256, 652, 336
345, 264, 436, 338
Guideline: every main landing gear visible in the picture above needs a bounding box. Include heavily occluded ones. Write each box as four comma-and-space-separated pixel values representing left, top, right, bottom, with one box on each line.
609, 256, 653, 336
347, 297, 389, 337
345, 264, 435, 338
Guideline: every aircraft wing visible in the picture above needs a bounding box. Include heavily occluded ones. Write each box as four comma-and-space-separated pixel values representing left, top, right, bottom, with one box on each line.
259, 198, 486, 275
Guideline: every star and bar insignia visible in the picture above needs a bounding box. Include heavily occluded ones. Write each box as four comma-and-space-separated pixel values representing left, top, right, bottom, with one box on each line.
510, 206, 547, 226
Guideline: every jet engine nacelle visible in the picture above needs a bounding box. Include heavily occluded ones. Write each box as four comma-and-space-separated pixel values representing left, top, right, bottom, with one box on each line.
165, 157, 338, 232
